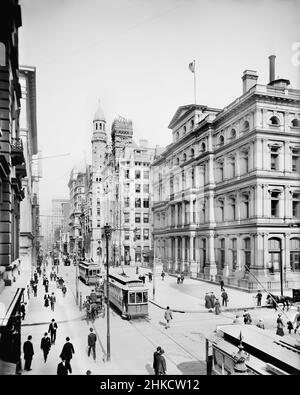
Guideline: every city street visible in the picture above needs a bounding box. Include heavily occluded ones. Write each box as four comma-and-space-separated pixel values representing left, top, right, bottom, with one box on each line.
20, 260, 300, 375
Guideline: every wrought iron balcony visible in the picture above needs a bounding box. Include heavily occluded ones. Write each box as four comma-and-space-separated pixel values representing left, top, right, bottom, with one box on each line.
11, 137, 25, 166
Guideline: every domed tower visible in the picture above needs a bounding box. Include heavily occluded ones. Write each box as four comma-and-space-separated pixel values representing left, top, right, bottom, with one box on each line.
91, 101, 107, 172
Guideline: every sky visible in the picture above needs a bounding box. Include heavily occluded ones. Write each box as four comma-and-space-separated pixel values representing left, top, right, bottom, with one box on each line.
18, 0, 300, 215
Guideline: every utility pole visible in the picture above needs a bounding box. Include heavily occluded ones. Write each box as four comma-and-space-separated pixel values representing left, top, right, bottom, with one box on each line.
104, 223, 112, 361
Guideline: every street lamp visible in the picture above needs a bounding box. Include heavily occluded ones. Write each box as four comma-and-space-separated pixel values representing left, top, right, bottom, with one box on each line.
104, 223, 112, 361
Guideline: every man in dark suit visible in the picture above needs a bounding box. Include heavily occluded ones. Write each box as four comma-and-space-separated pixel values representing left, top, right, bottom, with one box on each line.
48, 319, 58, 344
23, 335, 34, 371
57, 357, 68, 375
153, 346, 162, 375
59, 337, 75, 374
40, 332, 51, 362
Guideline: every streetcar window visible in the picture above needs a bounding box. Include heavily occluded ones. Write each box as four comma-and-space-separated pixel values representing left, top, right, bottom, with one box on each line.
143, 292, 148, 302
136, 292, 142, 303
89, 270, 93, 275
129, 293, 135, 303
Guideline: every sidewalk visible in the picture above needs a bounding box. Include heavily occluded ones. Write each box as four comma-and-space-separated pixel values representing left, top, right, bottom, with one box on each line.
118, 266, 268, 313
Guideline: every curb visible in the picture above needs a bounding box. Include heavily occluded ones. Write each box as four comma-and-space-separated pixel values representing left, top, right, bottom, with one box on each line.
149, 298, 268, 314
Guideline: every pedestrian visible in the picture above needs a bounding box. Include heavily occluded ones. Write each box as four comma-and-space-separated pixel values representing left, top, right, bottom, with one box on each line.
32, 282, 37, 297
62, 284, 67, 296
136, 266, 139, 275
220, 279, 225, 291
205, 293, 212, 311
87, 328, 97, 360
57, 357, 68, 375
287, 321, 294, 334
256, 319, 265, 329
86, 370, 92, 375
214, 299, 221, 315
180, 272, 184, 284
148, 272, 152, 282
293, 306, 300, 333
44, 278, 49, 293
20, 302, 26, 320
164, 306, 173, 329
44, 293, 50, 308
221, 290, 228, 307
50, 272, 53, 281
60, 337, 75, 374
27, 285, 30, 300
161, 271, 165, 281
210, 292, 216, 308
243, 310, 252, 325
48, 319, 58, 344
276, 314, 285, 336
176, 273, 181, 284
153, 346, 162, 375
141, 274, 146, 284
34, 271, 38, 283
156, 349, 167, 375
256, 290, 263, 307
23, 335, 34, 371
50, 292, 56, 312
40, 332, 51, 363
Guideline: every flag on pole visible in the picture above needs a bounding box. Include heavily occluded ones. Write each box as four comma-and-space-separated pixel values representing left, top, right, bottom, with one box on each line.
188, 60, 195, 73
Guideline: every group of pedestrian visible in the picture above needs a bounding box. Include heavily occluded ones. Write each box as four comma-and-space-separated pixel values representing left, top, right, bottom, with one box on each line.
277, 306, 300, 336
205, 292, 221, 314
153, 346, 167, 375
176, 272, 184, 284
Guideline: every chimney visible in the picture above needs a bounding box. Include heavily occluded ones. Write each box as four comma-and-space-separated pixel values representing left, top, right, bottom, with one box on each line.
242, 70, 258, 94
269, 55, 276, 83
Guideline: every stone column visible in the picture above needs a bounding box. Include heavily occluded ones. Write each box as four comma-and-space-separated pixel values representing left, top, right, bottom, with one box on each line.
204, 232, 217, 279
284, 233, 291, 279
174, 204, 178, 227
174, 237, 178, 268
263, 233, 269, 272
236, 236, 242, 271
182, 236, 186, 270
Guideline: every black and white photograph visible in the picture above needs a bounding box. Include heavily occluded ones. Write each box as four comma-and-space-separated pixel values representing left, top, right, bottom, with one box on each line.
0, 0, 300, 379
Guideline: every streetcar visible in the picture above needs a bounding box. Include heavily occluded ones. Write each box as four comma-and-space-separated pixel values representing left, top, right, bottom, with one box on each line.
78, 260, 101, 285
103, 271, 148, 319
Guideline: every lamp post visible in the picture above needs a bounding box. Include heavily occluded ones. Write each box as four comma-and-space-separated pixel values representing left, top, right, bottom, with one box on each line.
104, 223, 112, 361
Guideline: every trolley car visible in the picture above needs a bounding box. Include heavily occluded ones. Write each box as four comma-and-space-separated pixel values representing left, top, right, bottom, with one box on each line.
78, 261, 101, 285
104, 272, 148, 319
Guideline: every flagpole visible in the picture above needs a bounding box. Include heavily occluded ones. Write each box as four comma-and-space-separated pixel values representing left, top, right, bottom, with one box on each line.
193, 59, 196, 104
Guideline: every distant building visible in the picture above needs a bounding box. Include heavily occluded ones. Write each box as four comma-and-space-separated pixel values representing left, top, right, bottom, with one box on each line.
152, 56, 300, 290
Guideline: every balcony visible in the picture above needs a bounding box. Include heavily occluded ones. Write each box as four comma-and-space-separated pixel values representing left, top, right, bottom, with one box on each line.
11, 138, 25, 166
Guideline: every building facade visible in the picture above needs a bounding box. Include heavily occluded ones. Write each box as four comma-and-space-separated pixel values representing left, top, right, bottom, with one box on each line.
152, 57, 300, 291
19, 66, 40, 269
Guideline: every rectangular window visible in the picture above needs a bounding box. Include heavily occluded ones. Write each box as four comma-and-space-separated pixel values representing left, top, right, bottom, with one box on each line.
97, 220, 101, 228
143, 170, 149, 179
135, 213, 141, 223
135, 184, 141, 193
135, 198, 141, 208
125, 169, 130, 179
124, 213, 130, 223
124, 197, 130, 208
135, 170, 141, 179
143, 213, 149, 223
143, 199, 149, 208
143, 228, 149, 240
124, 183, 130, 193
124, 230, 130, 240
97, 208, 100, 216
270, 147, 279, 171
143, 184, 149, 193
135, 229, 141, 240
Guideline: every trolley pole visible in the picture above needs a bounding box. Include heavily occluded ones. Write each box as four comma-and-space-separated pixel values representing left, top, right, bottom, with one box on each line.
104, 223, 112, 362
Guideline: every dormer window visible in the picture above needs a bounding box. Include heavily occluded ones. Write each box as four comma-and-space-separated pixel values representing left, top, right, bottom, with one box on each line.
176, 157, 180, 165
183, 153, 187, 162
183, 126, 187, 134
175, 131, 179, 141
269, 116, 280, 126
200, 142, 206, 153
190, 120, 194, 130
229, 129, 236, 140
218, 135, 224, 146
291, 119, 300, 128
242, 121, 250, 132
190, 148, 195, 158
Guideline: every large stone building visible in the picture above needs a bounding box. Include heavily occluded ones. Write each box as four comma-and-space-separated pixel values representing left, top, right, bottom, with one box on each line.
152, 56, 300, 291
86, 104, 156, 267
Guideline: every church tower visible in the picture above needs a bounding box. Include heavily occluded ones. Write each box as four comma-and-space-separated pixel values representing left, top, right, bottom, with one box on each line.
91, 102, 107, 172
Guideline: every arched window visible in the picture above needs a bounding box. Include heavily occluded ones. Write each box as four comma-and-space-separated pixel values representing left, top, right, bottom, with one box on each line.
218, 135, 224, 146
176, 131, 179, 141
290, 238, 300, 271
190, 120, 194, 130
200, 142, 206, 152
242, 121, 250, 131
219, 238, 225, 269
291, 119, 300, 128
182, 153, 187, 162
0, 42, 5, 66
269, 116, 280, 126
99, 123, 102, 130
190, 148, 195, 158
229, 129, 236, 140
183, 126, 187, 134
176, 157, 180, 165
95, 123, 98, 130
268, 238, 281, 273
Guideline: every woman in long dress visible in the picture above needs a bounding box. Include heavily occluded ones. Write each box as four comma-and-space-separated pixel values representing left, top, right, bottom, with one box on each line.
276, 314, 285, 336
215, 299, 221, 315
